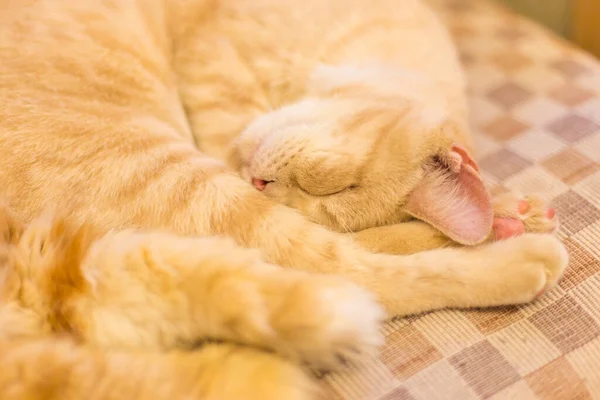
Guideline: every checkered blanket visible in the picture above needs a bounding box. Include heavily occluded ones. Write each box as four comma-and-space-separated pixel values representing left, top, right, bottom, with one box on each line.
320, 0, 600, 398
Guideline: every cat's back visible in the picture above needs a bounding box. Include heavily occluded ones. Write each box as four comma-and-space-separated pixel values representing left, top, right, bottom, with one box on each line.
208, 0, 463, 104
0, 0, 187, 220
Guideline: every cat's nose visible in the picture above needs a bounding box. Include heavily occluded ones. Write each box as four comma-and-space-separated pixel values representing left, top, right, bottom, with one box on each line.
251, 177, 268, 191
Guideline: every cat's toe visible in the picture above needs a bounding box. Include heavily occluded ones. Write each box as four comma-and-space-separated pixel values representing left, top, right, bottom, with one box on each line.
520, 195, 558, 234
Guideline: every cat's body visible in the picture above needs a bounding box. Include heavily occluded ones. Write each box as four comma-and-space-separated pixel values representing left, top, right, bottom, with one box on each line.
178, 0, 471, 157
0, 0, 567, 398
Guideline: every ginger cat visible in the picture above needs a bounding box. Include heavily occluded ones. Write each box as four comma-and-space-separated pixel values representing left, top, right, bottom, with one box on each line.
219, 1, 557, 251
0, 0, 567, 398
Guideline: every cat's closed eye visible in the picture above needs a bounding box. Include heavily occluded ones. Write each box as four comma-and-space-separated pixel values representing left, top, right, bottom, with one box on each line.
296, 181, 359, 197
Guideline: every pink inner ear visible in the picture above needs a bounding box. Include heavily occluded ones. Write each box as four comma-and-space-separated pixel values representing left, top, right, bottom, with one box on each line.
451, 144, 479, 172
405, 144, 493, 245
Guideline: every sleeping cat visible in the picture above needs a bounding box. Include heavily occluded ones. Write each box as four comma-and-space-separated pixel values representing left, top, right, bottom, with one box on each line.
229, 65, 558, 253
217, 2, 557, 252
0, 0, 566, 398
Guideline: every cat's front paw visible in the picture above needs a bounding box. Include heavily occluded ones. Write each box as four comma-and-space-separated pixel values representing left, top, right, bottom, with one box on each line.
269, 274, 386, 370
519, 233, 567, 297
487, 233, 568, 303
491, 193, 558, 241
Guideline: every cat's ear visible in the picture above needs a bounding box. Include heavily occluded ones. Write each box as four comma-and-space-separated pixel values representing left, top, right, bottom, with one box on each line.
404, 144, 493, 245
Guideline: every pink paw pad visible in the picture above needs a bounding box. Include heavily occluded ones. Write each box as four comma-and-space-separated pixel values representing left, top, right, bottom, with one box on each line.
492, 198, 557, 240
517, 200, 530, 214
492, 217, 525, 240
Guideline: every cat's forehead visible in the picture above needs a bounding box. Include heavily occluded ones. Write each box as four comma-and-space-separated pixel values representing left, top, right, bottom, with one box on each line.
311, 64, 450, 131
245, 99, 332, 133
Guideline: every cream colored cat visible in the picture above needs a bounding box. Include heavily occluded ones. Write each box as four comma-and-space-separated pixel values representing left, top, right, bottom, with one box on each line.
0, 0, 566, 398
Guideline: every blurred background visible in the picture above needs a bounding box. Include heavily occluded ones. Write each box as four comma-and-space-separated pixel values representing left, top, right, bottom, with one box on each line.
497, 0, 600, 58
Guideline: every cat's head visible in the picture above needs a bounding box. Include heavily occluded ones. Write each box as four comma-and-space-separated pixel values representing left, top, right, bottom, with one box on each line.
229, 65, 492, 245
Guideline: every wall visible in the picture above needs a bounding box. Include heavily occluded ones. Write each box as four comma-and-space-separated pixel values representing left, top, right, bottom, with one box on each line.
497, 0, 571, 37
497, 0, 600, 58
572, 0, 600, 58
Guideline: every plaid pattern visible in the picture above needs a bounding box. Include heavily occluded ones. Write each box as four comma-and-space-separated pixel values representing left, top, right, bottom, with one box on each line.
319, 0, 600, 398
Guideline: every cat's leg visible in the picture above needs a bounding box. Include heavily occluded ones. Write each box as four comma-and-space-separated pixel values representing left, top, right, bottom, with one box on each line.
232, 201, 566, 317
15, 216, 383, 369
196, 182, 567, 317
0, 338, 316, 400
175, 176, 568, 317
211, 185, 567, 317
358, 233, 567, 315
351, 220, 454, 255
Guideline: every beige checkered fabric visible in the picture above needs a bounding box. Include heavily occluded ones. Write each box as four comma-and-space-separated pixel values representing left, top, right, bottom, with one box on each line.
319, 0, 600, 398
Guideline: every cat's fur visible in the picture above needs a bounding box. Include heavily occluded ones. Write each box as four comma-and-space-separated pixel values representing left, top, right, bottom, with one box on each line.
0, 0, 567, 398
188, 0, 556, 250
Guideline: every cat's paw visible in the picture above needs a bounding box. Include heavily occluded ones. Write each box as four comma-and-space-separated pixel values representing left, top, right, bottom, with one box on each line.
483, 233, 568, 303
491, 193, 557, 241
268, 274, 386, 370
514, 233, 567, 297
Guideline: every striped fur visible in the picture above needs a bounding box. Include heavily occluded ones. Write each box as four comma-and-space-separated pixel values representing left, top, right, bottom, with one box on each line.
0, 0, 567, 398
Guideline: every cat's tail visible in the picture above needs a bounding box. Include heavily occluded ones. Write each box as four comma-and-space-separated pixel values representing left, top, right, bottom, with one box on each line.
0, 338, 317, 400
